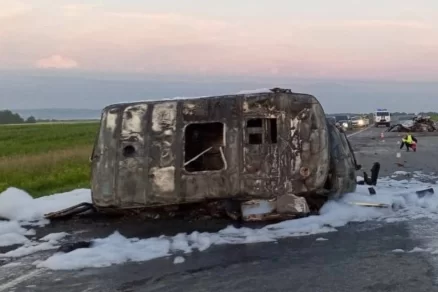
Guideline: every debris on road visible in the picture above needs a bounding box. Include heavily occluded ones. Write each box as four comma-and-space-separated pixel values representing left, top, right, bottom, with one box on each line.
387, 116, 437, 132
395, 162, 405, 167
348, 202, 391, 208
57, 241, 93, 253
45, 202, 95, 220
173, 256, 185, 264
357, 162, 380, 186
353, 166, 435, 208
348, 187, 435, 210
415, 187, 434, 198
316, 237, 328, 241
2, 172, 438, 270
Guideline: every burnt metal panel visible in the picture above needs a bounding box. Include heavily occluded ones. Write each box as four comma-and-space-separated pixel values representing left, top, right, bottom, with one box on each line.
182, 95, 238, 122
225, 97, 241, 197
241, 93, 281, 198
275, 93, 329, 196
182, 98, 209, 122
302, 102, 330, 190
326, 122, 357, 198
237, 96, 244, 195
115, 104, 148, 207
91, 106, 122, 207
240, 91, 329, 199
173, 101, 184, 202
181, 97, 238, 201
147, 101, 178, 204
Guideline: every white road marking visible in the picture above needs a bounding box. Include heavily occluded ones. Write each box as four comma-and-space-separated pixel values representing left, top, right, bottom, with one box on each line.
347, 126, 372, 138
0, 269, 42, 291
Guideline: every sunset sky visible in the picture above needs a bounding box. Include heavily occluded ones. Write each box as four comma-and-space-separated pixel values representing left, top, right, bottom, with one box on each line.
1, 0, 438, 111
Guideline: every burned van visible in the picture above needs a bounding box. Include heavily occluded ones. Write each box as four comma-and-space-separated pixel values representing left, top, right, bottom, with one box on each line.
88, 88, 358, 221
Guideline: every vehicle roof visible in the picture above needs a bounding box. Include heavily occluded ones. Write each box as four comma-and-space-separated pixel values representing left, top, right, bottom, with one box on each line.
101, 88, 315, 111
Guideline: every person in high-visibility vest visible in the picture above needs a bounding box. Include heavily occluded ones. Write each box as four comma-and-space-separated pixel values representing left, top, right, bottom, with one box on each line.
400, 133, 418, 152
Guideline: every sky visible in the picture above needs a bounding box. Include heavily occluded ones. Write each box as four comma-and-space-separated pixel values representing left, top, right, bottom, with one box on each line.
1, 0, 438, 111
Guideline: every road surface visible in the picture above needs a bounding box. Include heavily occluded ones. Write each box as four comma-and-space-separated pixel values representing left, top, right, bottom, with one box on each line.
3, 126, 438, 292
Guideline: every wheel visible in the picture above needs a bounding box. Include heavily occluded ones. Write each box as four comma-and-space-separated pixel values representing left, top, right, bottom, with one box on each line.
386, 123, 390, 127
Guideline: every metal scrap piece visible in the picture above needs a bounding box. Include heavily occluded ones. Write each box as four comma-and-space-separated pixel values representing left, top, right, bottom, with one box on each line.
387, 116, 437, 132
241, 195, 310, 222
348, 202, 390, 208
276, 194, 310, 214
241, 199, 276, 221
44, 202, 95, 219
416, 188, 434, 198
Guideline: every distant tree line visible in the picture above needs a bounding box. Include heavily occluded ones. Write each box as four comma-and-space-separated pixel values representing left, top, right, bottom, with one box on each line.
0, 110, 37, 124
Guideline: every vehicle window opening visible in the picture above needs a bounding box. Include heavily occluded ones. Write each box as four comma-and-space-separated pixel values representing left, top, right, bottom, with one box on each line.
184, 122, 225, 172
247, 119, 263, 144
123, 145, 136, 157
246, 118, 277, 144
268, 118, 277, 143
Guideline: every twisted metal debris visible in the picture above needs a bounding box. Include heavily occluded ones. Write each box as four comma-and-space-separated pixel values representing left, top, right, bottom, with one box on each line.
387, 116, 437, 132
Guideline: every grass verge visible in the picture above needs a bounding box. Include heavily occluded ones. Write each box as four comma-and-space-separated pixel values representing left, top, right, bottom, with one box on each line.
0, 122, 99, 197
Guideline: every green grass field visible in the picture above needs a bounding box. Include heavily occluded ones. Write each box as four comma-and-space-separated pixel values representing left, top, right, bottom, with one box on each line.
0, 122, 100, 197
429, 114, 438, 121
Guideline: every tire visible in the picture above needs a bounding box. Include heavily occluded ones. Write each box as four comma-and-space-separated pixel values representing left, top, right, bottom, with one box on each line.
386, 123, 390, 127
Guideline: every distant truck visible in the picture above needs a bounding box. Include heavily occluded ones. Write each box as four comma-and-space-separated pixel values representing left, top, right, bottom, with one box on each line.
374, 109, 391, 127
46, 88, 362, 223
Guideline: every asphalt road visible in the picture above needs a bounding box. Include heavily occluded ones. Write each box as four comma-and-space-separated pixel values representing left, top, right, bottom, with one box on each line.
3, 125, 438, 292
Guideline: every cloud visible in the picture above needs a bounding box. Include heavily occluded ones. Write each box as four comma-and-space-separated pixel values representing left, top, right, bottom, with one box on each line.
289, 19, 432, 29
63, 4, 98, 17
35, 55, 79, 69
0, 0, 31, 19
346, 20, 429, 29
50, 10, 437, 78
301, 19, 430, 29
1, 3, 437, 80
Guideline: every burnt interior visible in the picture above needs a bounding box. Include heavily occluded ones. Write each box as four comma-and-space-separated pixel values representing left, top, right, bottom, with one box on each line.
123, 145, 136, 157
247, 118, 277, 144
269, 118, 277, 143
184, 122, 225, 172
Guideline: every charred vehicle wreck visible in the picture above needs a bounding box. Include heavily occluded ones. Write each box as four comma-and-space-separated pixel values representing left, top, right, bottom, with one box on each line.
47, 88, 370, 222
